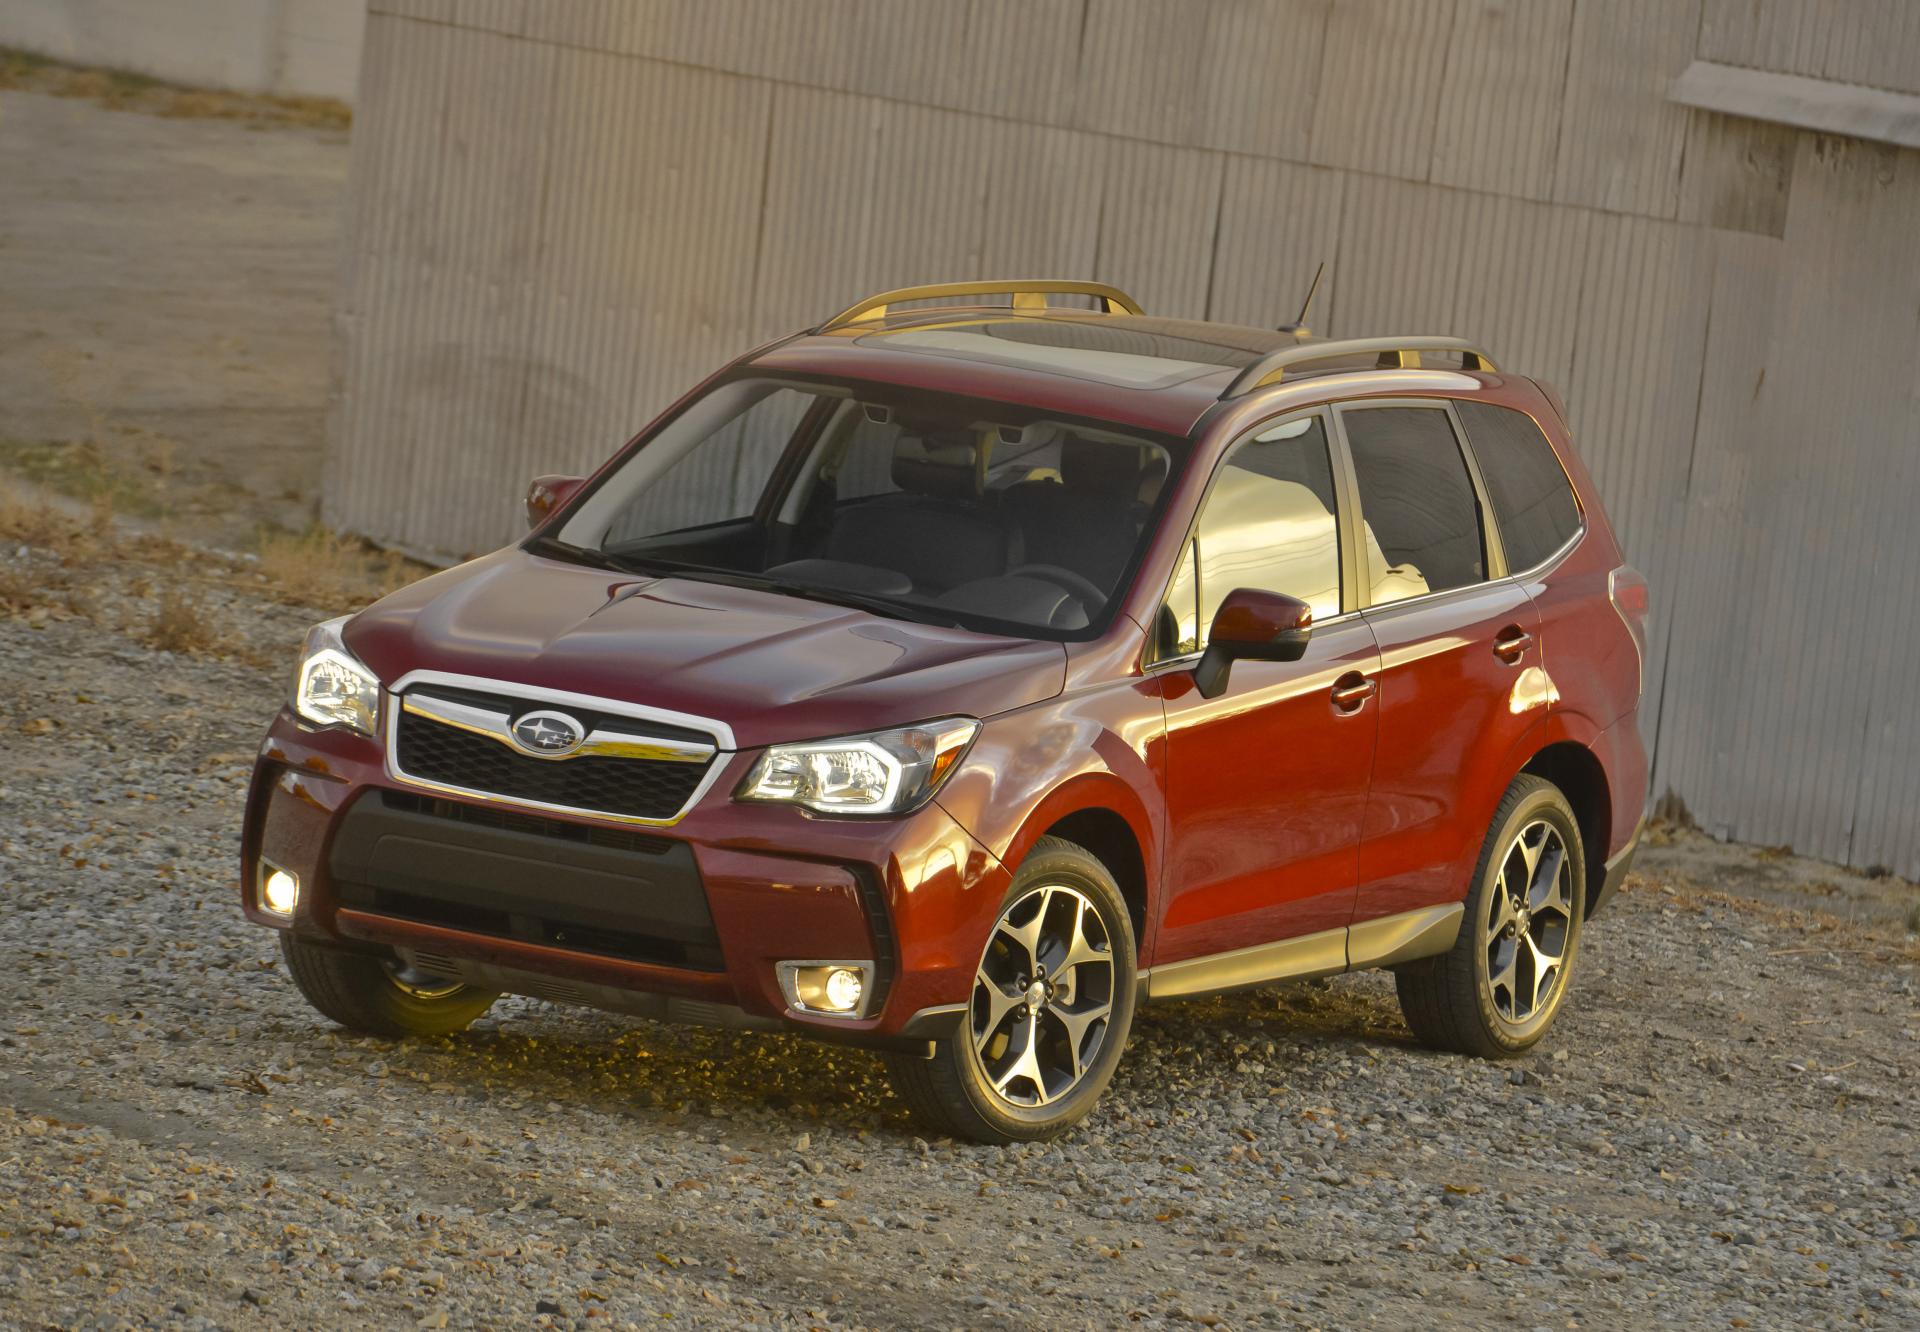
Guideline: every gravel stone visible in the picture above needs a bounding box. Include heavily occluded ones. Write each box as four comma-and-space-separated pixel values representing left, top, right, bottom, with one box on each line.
1, 548, 1917, 1329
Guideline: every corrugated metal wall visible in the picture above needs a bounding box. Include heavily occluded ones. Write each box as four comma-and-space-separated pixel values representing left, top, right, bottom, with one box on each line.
326, 0, 1920, 877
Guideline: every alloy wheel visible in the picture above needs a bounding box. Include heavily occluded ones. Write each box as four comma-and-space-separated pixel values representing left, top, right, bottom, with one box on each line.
969, 884, 1115, 1108
1483, 818, 1575, 1025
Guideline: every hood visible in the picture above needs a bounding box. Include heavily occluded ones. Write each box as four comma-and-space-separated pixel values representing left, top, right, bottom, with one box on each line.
344, 549, 1067, 750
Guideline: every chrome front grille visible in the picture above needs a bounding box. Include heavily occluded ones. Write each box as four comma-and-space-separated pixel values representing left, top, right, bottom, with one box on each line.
388, 683, 723, 824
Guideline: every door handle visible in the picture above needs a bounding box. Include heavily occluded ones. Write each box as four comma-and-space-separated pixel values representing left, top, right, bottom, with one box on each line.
1493, 627, 1533, 664
1330, 673, 1376, 712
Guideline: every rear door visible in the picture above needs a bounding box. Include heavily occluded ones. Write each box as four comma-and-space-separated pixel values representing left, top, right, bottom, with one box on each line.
1334, 400, 1542, 924
1153, 410, 1382, 965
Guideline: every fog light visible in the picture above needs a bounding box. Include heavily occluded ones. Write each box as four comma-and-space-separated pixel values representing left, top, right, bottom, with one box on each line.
824, 967, 863, 1012
261, 865, 300, 917
777, 961, 873, 1017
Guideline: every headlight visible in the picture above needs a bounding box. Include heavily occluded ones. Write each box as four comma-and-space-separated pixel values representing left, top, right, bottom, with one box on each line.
292, 617, 380, 736
737, 718, 979, 816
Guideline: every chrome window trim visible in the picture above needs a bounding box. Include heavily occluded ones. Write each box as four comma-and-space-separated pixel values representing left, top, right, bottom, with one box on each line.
382, 668, 736, 828
1506, 520, 1588, 583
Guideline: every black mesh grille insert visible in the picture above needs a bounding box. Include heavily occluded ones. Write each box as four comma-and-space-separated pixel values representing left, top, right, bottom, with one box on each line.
380, 790, 677, 855
396, 704, 713, 822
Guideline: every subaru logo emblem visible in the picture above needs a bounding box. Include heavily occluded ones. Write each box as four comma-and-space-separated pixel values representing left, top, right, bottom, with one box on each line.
511, 709, 585, 756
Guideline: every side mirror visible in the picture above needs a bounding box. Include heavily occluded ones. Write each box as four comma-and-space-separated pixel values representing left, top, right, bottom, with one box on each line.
525, 474, 585, 531
1192, 589, 1313, 699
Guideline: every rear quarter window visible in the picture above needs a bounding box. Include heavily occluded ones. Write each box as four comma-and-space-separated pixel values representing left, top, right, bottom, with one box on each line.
1454, 400, 1582, 571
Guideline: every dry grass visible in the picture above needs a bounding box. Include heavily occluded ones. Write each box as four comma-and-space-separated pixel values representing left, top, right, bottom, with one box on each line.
142, 586, 221, 655
253, 526, 422, 612
0, 485, 115, 563
0, 47, 349, 130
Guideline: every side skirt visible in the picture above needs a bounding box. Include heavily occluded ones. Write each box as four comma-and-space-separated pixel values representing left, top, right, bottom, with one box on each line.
1139, 904, 1464, 1004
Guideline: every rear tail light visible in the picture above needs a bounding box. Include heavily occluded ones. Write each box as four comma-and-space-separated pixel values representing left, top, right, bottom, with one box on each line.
1609, 565, 1650, 696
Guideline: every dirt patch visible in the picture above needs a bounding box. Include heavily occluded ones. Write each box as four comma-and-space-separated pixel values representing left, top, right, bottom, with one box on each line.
0, 82, 347, 551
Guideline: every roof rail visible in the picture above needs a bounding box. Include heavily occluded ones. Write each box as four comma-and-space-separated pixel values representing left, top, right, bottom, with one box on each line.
1222, 336, 1497, 398
817, 280, 1145, 332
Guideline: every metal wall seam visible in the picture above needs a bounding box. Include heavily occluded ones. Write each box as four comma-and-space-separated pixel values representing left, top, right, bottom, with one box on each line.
1308, 0, 1458, 181
1551, 0, 1700, 218
1429, 0, 1575, 202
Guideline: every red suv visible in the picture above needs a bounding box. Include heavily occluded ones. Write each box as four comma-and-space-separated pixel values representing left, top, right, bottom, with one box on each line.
243, 281, 1649, 1143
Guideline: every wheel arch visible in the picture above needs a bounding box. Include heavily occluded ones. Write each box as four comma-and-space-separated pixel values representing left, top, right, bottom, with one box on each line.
993, 773, 1158, 962
1519, 739, 1612, 918
1040, 807, 1149, 950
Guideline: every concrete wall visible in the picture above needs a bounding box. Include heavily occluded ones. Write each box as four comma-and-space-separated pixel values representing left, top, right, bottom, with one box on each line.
0, 0, 364, 101
324, 0, 1920, 878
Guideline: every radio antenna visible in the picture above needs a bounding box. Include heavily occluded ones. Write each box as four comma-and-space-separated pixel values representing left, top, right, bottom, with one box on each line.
1278, 262, 1325, 337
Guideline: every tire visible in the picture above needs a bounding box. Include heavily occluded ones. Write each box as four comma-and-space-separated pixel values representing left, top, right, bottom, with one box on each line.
1395, 774, 1586, 1059
884, 836, 1137, 1144
279, 932, 498, 1038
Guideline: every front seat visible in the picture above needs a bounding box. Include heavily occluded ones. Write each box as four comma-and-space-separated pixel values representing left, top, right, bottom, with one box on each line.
822, 431, 1015, 595
1001, 435, 1147, 596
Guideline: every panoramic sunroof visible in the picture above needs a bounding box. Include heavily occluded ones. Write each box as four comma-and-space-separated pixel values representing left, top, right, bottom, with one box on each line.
861, 319, 1259, 389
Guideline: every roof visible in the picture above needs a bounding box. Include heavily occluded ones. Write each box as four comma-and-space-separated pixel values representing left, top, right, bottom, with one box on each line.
750, 309, 1311, 436
745, 280, 1498, 435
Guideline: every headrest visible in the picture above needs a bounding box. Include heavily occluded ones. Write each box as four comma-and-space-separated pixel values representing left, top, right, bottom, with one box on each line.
1061, 436, 1144, 499
892, 432, 983, 499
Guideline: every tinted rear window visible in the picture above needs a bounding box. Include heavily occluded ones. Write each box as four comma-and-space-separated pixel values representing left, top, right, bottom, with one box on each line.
1343, 406, 1486, 603
1455, 400, 1582, 570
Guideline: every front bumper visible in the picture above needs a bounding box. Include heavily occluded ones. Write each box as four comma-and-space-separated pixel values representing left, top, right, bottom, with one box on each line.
241, 708, 1006, 1048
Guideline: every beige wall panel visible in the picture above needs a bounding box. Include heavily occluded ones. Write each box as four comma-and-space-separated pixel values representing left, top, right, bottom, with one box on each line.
1676, 110, 1798, 237
1715, 137, 1920, 866
1077, 0, 1330, 159
1329, 174, 1465, 336
976, 122, 1110, 278
1091, 140, 1225, 319
1309, 0, 1458, 180
328, 17, 558, 552
375, 0, 527, 33
513, 53, 772, 495
1700, 0, 1920, 95
1647, 230, 1784, 828
518, 0, 1085, 123
748, 84, 888, 336
1330, 175, 1589, 387
1552, 0, 1700, 217
1207, 156, 1347, 331
1429, 0, 1574, 201
1560, 212, 1714, 743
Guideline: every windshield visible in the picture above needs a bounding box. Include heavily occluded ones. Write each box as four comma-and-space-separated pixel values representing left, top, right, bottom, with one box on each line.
546, 376, 1180, 638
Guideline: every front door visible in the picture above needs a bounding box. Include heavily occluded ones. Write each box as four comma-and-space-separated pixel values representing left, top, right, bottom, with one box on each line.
1153, 411, 1382, 966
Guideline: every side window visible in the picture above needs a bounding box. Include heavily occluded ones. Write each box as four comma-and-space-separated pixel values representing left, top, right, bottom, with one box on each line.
1454, 400, 1582, 570
1342, 406, 1486, 606
1158, 414, 1342, 657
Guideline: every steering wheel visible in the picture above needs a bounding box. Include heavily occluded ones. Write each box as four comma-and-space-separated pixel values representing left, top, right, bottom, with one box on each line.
1005, 563, 1107, 609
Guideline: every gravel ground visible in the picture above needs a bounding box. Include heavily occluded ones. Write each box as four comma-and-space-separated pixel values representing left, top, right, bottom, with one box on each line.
1, 540, 1917, 1332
